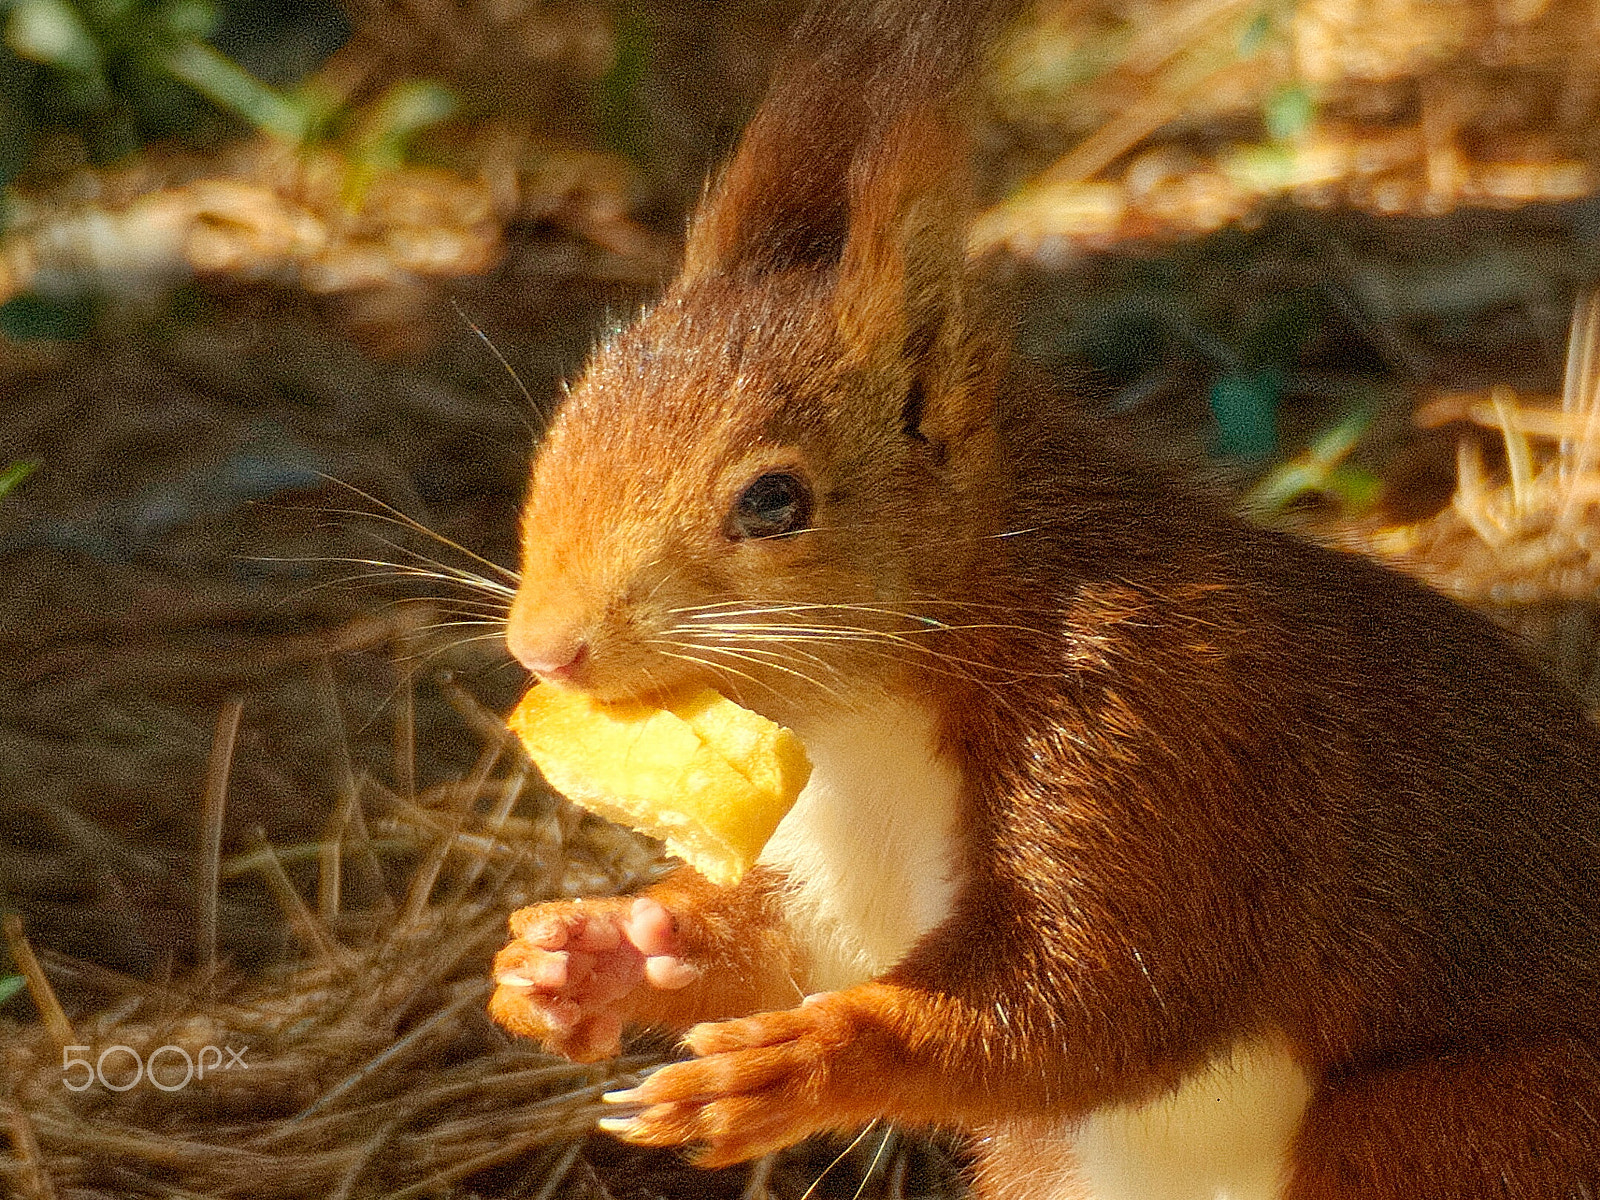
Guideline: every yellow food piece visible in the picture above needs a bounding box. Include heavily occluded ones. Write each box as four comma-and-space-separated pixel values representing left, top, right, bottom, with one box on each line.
507, 685, 811, 886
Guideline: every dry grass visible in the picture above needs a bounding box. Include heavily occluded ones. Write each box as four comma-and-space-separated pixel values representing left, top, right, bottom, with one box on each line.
977, 0, 1600, 254
0, 611, 661, 1198
0, 291, 965, 1196
1354, 290, 1600, 605
0, 636, 964, 1199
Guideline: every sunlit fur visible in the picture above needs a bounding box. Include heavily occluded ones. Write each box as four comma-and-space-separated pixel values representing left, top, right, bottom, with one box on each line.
508, 268, 1006, 726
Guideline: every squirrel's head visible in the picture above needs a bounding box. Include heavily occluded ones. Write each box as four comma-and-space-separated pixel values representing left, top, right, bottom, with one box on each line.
509, 95, 1006, 718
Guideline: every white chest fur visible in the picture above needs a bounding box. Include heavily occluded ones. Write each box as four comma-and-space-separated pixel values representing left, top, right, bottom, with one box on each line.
985, 1038, 1312, 1200
1069, 1037, 1313, 1200
757, 694, 964, 993
757, 700, 1310, 1200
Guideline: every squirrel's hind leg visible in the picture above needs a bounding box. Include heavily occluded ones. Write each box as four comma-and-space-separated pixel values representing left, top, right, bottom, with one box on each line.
1285, 1039, 1600, 1199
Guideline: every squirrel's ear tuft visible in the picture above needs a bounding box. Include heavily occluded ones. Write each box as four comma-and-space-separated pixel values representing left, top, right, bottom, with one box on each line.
680, 0, 1009, 283
680, 57, 866, 280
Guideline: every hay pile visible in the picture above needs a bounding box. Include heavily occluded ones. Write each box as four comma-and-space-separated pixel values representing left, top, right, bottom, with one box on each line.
980, 0, 1600, 253
0, 671, 960, 1198
1332, 288, 1600, 696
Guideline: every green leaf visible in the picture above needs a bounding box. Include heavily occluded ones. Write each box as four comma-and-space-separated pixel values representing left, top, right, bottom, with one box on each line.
1245, 403, 1380, 515
596, 4, 651, 162
162, 39, 311, 140
338, 79, 457, 207
1322, 464, 1383, 510
0, 459, 39, 499
1237, 8, 1273, 56
1264, 83, 1315, 142
352, 78, 456, 170
0, 973, 24, 1006
158, 0, 216, 42
6, 0, 104, 77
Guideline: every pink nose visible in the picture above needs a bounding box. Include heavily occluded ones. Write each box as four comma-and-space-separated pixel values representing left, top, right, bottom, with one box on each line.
507, 630, 590, 684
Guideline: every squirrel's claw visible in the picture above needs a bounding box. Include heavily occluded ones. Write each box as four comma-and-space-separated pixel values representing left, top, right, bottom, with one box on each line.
595, 996, 860, 1164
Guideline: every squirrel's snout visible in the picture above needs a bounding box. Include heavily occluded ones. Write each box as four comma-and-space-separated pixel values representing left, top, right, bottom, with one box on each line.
506, 614, 591, 685
521, 642, 591, 686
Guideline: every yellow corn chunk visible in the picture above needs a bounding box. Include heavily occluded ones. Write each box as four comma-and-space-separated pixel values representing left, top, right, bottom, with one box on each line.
507, 685, 811, 886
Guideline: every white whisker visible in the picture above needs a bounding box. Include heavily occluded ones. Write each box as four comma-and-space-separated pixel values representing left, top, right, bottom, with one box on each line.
653, 647, 789, 703
799, 1120, 882, 1200
410, 619, 507, 636
853, 1125, 895, 1200
355, 535, 519, 597
451, 299, 550, 429
253, 552, 516, 601
684, 621, 1048, 676
388, 630, 517, 673
314, 475, 522, 584
654, 639, 851, 705
408, 602, 510, 621
671, 597, 1016, 618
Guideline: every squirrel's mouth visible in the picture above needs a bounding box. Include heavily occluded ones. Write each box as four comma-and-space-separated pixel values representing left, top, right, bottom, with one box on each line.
515, 637, 721, 712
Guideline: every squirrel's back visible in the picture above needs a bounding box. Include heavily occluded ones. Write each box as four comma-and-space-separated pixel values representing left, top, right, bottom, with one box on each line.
953, 389, 1600, 1054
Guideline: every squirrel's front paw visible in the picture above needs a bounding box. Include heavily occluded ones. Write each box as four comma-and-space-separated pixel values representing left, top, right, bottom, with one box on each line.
598, 994, 865, 1165
489, 896, 696, 1062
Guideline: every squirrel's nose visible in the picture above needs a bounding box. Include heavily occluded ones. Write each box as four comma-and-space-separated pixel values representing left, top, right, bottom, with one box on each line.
502, 614, 592, 681
507, 626, 591, 685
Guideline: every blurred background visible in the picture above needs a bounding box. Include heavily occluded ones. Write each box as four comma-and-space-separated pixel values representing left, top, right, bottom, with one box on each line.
4, 1, 1600, 1195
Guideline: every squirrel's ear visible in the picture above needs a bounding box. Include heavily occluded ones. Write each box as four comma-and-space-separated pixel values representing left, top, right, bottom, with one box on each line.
830, 110, 993, 450
679, 64, 862, 280
680, 1, 984, 281
831, 108, 966, 362
681, 0, 1007, 286
679, 0, 1006, 446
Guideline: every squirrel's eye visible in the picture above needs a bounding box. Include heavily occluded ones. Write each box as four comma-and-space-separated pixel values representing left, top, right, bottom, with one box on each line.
728, 472, 813, 540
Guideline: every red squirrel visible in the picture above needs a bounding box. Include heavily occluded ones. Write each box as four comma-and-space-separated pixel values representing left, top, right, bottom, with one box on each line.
487, 2, 1600, 1196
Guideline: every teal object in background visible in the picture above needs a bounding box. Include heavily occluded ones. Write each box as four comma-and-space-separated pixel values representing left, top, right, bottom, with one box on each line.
1209, 367, 1283, 460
